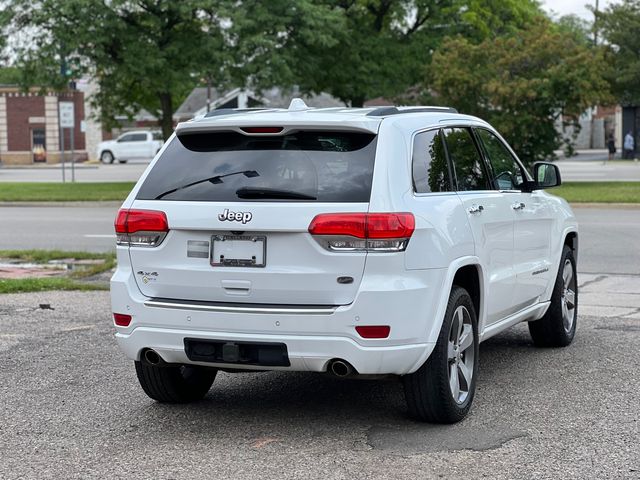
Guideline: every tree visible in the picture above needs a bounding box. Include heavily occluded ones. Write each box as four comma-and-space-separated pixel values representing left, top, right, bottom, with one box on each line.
287, 0, 543, 107
11, 0, 232, 139
598, 0, 640, 105
428, 19, 611, 165
10, 0, 346, 139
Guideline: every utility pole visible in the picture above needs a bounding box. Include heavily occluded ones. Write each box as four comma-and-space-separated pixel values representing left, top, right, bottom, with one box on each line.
590, 0, 600, 149
594, 0, 600, 45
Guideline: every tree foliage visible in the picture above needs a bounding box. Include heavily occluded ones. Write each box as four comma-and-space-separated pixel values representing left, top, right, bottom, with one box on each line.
429, 19, 611, 165
598, 0, 640, 105
10, 0, 342, 139
292, 0, 543, 107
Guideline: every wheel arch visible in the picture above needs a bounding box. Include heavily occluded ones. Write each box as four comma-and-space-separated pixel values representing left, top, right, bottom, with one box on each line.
564, 230, 578, 264
406, 257, 485, 374
426, 257, 485, 346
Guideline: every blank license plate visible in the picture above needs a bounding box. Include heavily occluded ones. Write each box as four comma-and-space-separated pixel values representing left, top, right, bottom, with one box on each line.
211, 235, 266, 267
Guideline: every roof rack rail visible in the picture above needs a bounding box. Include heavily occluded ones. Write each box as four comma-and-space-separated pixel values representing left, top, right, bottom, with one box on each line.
204, 108, 270, 118
366, 106, 458, 117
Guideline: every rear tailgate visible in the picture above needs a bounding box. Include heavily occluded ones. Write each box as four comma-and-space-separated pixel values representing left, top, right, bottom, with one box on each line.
124, 127, 378, 306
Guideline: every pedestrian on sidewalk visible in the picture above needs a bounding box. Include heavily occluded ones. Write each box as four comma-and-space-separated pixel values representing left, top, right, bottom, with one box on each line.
623, 130, 634, 159
606, 132, 616, 163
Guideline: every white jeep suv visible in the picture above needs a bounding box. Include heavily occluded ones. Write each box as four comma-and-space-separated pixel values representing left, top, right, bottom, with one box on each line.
111, 102, 578, 423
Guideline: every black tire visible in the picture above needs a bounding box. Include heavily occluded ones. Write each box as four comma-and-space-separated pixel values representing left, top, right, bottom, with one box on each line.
134, 360, 217, 403
403, 286, 479, 423
528, 245, 577, 347
100, 150, 115, 164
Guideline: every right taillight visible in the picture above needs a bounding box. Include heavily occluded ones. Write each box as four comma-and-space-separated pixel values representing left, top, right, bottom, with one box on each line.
113, 313, 132, 327
115, 209, 168, 247
309, 212, 414, 252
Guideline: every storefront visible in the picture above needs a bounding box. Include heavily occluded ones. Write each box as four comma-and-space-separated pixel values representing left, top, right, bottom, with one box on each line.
0, 87, 87, 165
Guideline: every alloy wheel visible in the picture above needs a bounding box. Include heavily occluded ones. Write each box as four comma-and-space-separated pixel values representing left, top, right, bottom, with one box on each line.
447, 305, 475, 404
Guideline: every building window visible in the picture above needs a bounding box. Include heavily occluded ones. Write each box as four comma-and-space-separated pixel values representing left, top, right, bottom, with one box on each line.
32, 128, 47, 163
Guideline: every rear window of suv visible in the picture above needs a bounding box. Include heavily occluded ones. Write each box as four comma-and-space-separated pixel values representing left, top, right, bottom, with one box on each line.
136, 130, 377, 202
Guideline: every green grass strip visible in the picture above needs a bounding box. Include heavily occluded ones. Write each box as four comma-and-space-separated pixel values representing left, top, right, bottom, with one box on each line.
0, 278, 108, 294
0, 182, 135, 202
0, 250, 116, 279
552, 182, 640, 203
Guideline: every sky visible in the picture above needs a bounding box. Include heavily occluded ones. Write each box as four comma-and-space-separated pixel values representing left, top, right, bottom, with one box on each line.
541, 0, 617, 20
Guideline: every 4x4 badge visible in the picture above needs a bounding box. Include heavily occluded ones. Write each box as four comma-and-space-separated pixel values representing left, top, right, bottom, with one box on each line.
218, 208, 253, 224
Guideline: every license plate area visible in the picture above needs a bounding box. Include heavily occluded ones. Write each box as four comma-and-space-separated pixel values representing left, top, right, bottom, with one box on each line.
211, 234, 266, 268
184, 338, 290, 367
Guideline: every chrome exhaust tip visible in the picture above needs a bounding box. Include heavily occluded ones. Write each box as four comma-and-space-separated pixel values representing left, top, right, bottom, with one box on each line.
143, 349, 163, 366
329, 359, 354, 377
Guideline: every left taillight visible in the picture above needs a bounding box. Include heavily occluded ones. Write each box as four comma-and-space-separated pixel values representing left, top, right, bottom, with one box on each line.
115, 209, 168, 247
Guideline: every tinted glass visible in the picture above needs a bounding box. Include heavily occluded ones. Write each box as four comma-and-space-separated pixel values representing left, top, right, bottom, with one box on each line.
136, 131, 377, 202
412, 129, 451, 193
130, 133, 148, 142
476, 129, 524, 190
118, 134, 134, 142
443, 128, 490, 191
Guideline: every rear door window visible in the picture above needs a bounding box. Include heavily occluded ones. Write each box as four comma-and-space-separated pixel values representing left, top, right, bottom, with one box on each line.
412, 129, 451, 193
130, 133, 148, 142
443, 127, 491, 191
136, 130, 377, 202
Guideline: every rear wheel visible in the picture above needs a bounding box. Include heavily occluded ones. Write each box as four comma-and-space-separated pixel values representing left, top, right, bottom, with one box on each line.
528, 245, 577, 347
135, 360, 217, 403
403, 286, 479, 423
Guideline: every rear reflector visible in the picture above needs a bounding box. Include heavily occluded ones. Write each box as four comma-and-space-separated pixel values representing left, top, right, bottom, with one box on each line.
309, 213, 414, 252
355, 325, 390, 339
241, 126, 284, 134
113, 313, 132, 327
115, 209, 168, 247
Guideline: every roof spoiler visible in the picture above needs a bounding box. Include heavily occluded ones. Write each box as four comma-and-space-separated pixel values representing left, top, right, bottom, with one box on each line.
366, 106, 458, 117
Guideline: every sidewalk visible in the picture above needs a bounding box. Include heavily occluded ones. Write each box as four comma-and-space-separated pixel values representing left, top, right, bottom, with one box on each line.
579, 273, 640, 318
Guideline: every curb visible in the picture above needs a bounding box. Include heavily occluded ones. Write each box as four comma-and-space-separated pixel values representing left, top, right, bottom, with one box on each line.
569, 203, 639, 209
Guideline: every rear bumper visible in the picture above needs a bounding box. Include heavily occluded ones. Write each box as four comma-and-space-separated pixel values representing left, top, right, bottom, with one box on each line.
115, 327, 430, 375
110, 263, 445, 375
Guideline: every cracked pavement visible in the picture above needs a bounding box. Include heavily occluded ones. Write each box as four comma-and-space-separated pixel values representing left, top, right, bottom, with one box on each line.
0, 272, 639, 479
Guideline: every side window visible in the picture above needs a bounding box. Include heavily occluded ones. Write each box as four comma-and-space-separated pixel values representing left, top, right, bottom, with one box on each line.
118, 134, 135, 143
412, 129, 451, 193
476, 129, 524, 190
443, 128, 490, 191
130, 133, 148, 142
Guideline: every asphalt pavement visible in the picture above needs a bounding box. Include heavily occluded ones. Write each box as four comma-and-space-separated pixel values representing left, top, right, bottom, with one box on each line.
0, 274, 638, 479
0, 205, 637, 275
2, 154, 640, 183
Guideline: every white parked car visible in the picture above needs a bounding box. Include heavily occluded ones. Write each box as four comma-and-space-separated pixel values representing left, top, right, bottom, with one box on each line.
98, 130, 163, 164
111, 102, 578, 423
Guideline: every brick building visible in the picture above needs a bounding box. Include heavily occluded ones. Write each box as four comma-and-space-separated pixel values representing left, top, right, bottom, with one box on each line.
0, 86, 87, 165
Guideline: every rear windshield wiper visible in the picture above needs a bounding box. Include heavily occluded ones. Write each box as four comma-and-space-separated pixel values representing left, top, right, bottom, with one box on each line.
235, 187, 317, 200
154, 170, 259, 200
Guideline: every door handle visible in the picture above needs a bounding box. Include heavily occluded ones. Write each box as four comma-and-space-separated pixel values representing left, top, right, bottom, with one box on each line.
468, 204, 484, 214
511, 202, 525, 211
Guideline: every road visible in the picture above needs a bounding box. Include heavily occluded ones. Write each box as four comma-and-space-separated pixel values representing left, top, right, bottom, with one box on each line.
0, 205, 637, 275
2, 155, 640, 183
0, 160, 150, 183
556, 160, 640, 182
0, 274, 638, 479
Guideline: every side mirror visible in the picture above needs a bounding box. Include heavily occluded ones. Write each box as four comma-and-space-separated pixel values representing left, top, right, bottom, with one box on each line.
532, 162, 561, 189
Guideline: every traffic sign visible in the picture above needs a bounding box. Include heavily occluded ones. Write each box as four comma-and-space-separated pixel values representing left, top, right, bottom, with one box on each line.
59, 102, 75, 128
